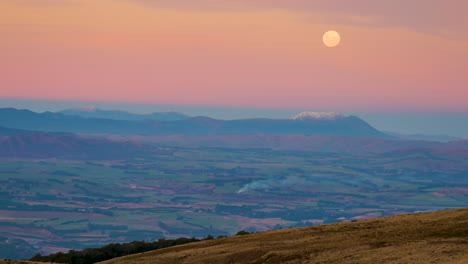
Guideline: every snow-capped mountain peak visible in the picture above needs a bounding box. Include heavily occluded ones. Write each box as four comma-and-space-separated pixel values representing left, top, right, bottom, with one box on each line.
290, 112, 343, 120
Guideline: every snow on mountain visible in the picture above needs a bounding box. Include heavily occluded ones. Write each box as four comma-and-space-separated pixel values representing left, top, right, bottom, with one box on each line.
59, 107, 190, 121
290, 112, 344, 120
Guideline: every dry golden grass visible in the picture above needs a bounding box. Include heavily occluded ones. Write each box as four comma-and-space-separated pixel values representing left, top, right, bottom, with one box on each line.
100, 208, 468, 264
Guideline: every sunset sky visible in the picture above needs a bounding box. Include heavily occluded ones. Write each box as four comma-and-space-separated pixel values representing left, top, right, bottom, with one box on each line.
1, 0, 467, 112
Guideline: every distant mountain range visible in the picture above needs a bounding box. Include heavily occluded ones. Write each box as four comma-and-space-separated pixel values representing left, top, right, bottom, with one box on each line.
59, 106, 190, 121
0, 108, 389, 137
1, 107, 466, 160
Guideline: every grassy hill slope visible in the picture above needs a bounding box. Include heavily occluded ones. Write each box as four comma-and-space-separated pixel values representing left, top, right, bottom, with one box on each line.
100, 208, 468, 264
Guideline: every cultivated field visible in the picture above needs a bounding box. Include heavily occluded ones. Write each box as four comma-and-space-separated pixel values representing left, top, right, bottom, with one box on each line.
1, 146, 467, 258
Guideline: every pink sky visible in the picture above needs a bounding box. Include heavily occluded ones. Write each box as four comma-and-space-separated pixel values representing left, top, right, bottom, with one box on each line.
1, 0, 467, 111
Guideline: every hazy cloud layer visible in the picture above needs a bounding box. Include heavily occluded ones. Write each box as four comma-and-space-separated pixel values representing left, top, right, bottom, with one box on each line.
10, 0, 468, 37
2, 0, 467, 112
10, 0, 79, 6
128, 0, 468, 37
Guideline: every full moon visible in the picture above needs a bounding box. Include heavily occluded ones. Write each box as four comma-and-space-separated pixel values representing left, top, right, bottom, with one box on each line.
323, 30, 341, 48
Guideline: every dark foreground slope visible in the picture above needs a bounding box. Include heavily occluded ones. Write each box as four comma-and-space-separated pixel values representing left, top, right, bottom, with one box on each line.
101, 208, 468, 264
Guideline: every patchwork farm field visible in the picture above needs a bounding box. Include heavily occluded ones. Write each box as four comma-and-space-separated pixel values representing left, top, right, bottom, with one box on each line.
0, 147, 467, 258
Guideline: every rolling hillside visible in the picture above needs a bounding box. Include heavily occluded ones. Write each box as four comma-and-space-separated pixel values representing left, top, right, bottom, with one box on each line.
101, 208, 468, 264
106, 134, 468, 154
0, 126, 36, 136
0, 133, 149, 160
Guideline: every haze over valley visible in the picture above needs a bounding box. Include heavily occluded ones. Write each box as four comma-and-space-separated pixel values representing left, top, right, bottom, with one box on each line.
0, 107, 466, 260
